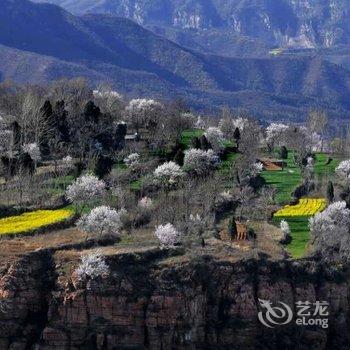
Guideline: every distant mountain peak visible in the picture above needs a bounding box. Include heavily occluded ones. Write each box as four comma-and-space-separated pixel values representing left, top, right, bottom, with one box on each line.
32, 0, 350, 49
1, 0, 350, 120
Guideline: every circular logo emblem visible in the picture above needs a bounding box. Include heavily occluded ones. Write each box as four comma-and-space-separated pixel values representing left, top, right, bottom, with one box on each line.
258, 299, 293, 328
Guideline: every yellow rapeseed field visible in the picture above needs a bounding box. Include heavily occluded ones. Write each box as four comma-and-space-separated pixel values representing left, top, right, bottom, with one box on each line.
274, 198, 326, 217
0, 209, 74, 235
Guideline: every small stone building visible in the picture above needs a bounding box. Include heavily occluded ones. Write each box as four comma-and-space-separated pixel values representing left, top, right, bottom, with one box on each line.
236, 222, 248, 240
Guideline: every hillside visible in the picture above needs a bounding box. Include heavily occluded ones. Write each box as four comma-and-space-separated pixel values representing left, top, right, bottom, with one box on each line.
33, 0, 350, 49
1, 0, 350, 120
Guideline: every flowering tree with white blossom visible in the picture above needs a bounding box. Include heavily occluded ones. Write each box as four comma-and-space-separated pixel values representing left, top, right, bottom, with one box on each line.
266, 123, 290, 150
76, 206, 125, 239
195, 116, 206, 129
280, 219, 291, 243
335, 160, 350, 179
124, 153, 140, 168
204, 127, 225, 152
125, 98, 163, 132
183, 149, 219, 175
92, 88, 123, 115
66, 174, 106, 207
309, 201, 350, 261
138, 197, 153, 209
75, 250, 110, 281
153, 161, 184, 189
22, 143, 41, 162
154, 223, 181, 248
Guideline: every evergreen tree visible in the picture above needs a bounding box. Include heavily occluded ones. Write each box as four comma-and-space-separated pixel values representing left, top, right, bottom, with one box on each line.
199, 135, 211, 151
280, 146, 288, 160
174, 149, 185, 166
190, 136, 201, 149
228, 216, 237, 242
94, 155, 114, 179
84, 101, 101, 123
327, 181, 334, 203
115, 123, 127, 150
233, 127, 240, 146
53, 101, 70, 143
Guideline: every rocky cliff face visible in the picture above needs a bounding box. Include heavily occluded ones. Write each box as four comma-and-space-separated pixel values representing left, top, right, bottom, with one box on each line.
0, 249, 349, 349
33, 0, 350, 49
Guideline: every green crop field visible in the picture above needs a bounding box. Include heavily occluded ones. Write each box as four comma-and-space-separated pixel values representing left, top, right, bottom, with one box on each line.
265, 152, 340, 259
180, 129, 204, 149
261, 152, 301, 204
314, 153, 340, 177
273, 216, 310, 258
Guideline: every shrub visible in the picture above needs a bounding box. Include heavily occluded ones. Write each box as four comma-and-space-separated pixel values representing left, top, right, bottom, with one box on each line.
66, 174, 106, 204
75, 250, 109, 281
280, 219, 291, 244
138, 197, 153, 209
76, 206, 125, 238
336, 160, 350, 179
94, 155, 114, 179
327, 181, 334, 203
204, 127, 224, 152
309, 201, 350, 261
183, 149, 219, 175
124, 153, 140, 168
155, 223, 181, 248
153, 161, 184, 187
22, 143, 41, 162
195, 116, 206, 129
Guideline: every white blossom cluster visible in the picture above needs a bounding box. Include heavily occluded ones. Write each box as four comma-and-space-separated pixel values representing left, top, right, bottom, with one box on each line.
306, 156, 315, 171
195, 116, 206, 129
204, 127, 225, 152
75, 250, 109, 281
22, 142, 41, 162
219, 117, 248, 133
189, 213, 202, 224
266, 123, 290, 145
309, 201, 350, 259
77, 206, 125, 238
154, 223, 181, 248
335, 160, 350, 179
153, 161, 184, 185
61, 155, 74, 169
181, 112, 196, 124
124, 153, 140, 167
280, 219, 291, 242
93, 90, 123, 100
66, 174, 106, 203
183, 148, 219, 175
126, 98, 162, 116
0, 116, 12, 154
138, 197, 153, 209
251, 162, 264, 175
310, 132, 323, 152
232, 117, 249, 131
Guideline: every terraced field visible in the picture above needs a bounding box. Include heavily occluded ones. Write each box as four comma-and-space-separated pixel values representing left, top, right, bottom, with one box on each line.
0, 209, 74, 236
263, 152, 339, 259
273, 198, 326, 258
261, 152, 301, 204
274, 198, 326, 217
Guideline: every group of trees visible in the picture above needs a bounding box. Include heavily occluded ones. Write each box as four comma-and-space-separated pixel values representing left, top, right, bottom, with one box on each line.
2, 78, 350, 270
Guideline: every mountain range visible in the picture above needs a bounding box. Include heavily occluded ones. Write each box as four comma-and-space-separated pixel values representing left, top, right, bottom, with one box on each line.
1, 0, 350, 120
33, 0, 350, 51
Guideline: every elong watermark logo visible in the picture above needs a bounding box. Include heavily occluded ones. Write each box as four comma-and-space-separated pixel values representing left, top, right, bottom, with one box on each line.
258, 299, 329, 329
